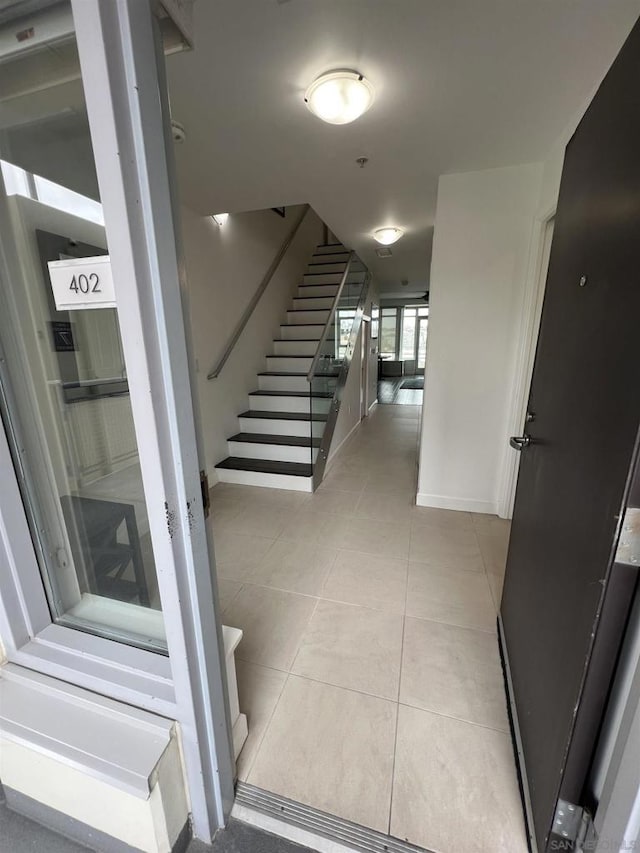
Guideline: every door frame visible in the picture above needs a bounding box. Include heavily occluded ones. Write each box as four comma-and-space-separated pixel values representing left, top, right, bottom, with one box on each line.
496, 207, 556, 519
0, 0, 234, 841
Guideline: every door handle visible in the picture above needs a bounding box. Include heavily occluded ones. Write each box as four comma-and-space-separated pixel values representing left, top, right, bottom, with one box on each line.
510, 435, 532, 451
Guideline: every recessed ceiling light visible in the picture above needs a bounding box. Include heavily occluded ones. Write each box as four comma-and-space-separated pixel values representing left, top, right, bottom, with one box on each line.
304, 70, 374, 125
374, 227, 403, 245
211, 213, 229, 226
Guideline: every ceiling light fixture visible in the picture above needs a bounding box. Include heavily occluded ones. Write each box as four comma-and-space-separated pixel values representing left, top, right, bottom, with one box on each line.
304, 70, 374, 125
374, 227, 403, 245
212, 213, 229, 226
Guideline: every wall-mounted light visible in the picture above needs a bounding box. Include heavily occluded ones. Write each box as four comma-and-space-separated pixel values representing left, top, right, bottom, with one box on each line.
374, 227, 403, 245
305, 70, 374, 125
212, 213, 229, 226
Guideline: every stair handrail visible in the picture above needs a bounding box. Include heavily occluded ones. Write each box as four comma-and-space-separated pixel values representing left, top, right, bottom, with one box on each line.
208, 204, 311, 380
306, 250, 356, 382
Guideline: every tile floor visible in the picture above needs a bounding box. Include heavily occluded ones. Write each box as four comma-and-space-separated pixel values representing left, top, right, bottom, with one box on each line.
212, 404, 527, 853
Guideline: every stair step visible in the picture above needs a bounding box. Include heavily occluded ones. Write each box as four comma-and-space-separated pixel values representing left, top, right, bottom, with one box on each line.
215, 457, 314, 491
266, 356, 313, 372
280, 324, 324, 340
249, 390, 332, 414
216, 457, 313, 476
239, 409, 327, 437
249, 390, 332, 398
313, 244, 347, 255
286, 309, 330, 324
297, 284, 340, 298
292, 296, 335, 311
302, 272, 344, 285
273, 339, 319, 356
228, 433, 320, 464
311, 252, 350, 263
306, 262, 347, 275
240, 410, 328, 421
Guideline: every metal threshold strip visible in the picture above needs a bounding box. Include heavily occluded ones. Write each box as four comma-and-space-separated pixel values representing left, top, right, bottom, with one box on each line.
234, 782, 434, 853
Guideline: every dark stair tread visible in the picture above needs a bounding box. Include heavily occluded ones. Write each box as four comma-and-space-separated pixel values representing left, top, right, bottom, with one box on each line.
239, 410, 328, 422
250, 390, 332, 398
229, 433, 321, 447
258, 370, 339, 377
215, 457, 312, 477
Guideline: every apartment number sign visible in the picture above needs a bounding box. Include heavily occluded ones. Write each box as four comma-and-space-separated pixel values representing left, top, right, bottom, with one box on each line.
48, 255, 116, 311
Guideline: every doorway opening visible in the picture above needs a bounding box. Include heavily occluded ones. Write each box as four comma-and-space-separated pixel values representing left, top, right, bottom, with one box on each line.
377, 305, 428, 405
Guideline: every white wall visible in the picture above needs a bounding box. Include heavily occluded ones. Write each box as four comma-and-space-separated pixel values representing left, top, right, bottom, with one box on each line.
182, 205, 323, 481
417, 163, 543, 515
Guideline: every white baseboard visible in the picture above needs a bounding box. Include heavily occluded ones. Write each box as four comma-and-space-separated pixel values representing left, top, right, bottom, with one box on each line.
368, 399, 378, 413
416, 492, 498, 515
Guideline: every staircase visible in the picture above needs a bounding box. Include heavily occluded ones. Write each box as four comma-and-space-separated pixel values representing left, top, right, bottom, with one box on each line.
215, 242, 365, 492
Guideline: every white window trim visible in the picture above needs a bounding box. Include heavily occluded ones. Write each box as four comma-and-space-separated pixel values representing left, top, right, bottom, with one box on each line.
0, 0, 234, 842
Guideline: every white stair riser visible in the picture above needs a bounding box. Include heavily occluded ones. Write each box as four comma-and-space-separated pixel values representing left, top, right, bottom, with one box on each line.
297, 285, 339, 298
302, 273, 343, 285
313, 245, 347, 255
258, 373, 311, 392
266, 356, 313, 372
228, 441, 319, 464
311, 254, 351, 265
287, 310, 330, 325
306, 263, 347, 275
249, 395, 331, 414
216, 468, 313, 492
238, 416, 325, 438
273, 340, 318, 356
292, 297, 335, 311
280, 325, 324, 340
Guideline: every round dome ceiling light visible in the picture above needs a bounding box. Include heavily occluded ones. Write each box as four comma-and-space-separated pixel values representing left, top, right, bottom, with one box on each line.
304, 70, 374, 125
374, 227, 404, 245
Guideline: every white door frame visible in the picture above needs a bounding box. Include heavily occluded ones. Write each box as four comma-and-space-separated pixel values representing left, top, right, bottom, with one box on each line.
0, 0, 235, 841
496, 208, 556, 519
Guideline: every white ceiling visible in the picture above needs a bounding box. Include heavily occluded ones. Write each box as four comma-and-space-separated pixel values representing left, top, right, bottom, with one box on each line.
167, 0, 640, 296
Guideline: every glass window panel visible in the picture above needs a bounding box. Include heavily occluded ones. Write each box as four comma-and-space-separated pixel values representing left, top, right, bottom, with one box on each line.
0, 2, 165, 652
401, 309, 417, 360
380, 308, 397, 358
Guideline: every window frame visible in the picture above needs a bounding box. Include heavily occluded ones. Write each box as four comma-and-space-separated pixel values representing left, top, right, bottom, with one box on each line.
0, 0, 234, 842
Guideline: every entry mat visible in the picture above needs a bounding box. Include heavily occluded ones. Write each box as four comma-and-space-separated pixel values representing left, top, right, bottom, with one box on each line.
400, 378, 424, 390
234, 782, 433, 853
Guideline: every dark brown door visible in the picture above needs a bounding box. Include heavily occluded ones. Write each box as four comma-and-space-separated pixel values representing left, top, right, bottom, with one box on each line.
500, 18, 640, 853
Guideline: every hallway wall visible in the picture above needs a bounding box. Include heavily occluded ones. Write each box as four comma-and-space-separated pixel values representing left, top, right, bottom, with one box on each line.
181, 205, 323, 482
417, 163, 543, 515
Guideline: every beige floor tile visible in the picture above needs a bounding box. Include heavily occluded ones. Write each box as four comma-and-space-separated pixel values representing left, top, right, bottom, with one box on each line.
220, 504, 290, 538
217, 578, 242, 613
224, 585, 317, 671
409, 526, 485, 572
318, 469, 368, 493
406, 562, 496, 632
248, 539, 337, 596
487, 570, 505, 612
401, 617, 509, 731
471, 512, 512, 537
391, 705, 528, 853
363, 470, 417, 496
292, 600, 403, 700
235, 661, 287, 781
277, 510, 338, 545
477, 530, 511, 575
248, 675, 396, 833
322, 550, 408, 614
411, 506, 474, 531
354, 491, 415, 524
306, 488, 360, 517
329, 517, 411, 559
213, 531, 275, 581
